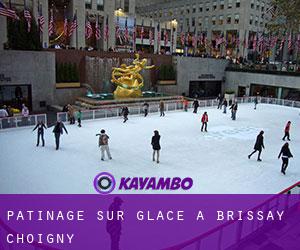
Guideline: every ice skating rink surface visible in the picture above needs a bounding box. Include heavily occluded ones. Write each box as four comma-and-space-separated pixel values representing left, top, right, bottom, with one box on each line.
0, 103, 299, 194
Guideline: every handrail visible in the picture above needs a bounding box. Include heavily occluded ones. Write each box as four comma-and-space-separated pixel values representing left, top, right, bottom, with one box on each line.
164, 181, 300, 250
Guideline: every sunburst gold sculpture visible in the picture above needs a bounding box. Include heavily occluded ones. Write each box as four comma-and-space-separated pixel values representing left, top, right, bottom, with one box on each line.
111, 54, 155, 99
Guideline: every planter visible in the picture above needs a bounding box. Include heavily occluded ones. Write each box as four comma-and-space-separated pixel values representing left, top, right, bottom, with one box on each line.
224, 93, 235, 101
157, 80, 176, 85
56, 82, 81, 89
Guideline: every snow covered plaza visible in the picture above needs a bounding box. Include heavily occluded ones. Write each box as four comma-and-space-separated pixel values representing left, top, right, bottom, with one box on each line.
0, 102, 299, 194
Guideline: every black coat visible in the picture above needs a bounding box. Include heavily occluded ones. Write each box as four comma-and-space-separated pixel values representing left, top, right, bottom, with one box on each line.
193, 100, 199, 108
122, 107, 129, 116
223, 100, 228, 107
53, 122, 68, 134
278, 146, 293, 158
254, 134, 264, 150
151, 135, 161, 150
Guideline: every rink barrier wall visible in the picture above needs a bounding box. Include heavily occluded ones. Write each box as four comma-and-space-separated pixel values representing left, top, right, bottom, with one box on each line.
56, 96, 300, 123
0, 114, 47, 130
165, 181, 300, 250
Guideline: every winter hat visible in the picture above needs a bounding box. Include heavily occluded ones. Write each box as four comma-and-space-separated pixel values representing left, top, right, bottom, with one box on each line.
101, 129, 105, 133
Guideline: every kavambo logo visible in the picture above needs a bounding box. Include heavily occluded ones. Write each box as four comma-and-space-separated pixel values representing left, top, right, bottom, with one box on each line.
93, 172, 193, 194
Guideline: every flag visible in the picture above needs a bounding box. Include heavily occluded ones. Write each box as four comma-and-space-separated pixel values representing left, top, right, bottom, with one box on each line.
279, 37, 285, 51
140, 19, 144, 44
37, 4, 45, 33
85, 15, 93, 39
297, 34, 300, 50
253, 34, 257, 51
258, 34, 264, 51
0, 1, 19, 19
216, 33, 224, 46
115, 15, 122, 44
95, 18, 101, 40
157, 22, 161, 50
124, 17, 129, 42
104, 15, 109, 41
270, 35, 278, 48
192, 28, 197, 48
23, 1, 32, 33
63, 11, 68, 37
288, 33, 292, 51
163, 24, 168, 47
149, 20, 153, 46
180, 31, 185, 47
48, 8, 54, 36
69, 13, 78, 37
133, 18, 136, 49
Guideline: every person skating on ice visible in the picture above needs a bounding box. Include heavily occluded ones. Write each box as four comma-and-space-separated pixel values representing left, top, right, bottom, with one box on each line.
222, 98, 228, 114
282, 121, 291, 141
159, 100, 165, 117
52, 120, 68, 150
151, 130, 161, 164
216, 94, 222, 109
67, 104, 75, 125
96, 129, 112, 161
254, 95, 258, 110
183, 98, 189, 112
121, 106, 129, 123
278, 142, 293, 175
76, 109, 82, 127
143, 102, 149, 117
230, 102, 238, 120
248, 130, 265, 161
32, 120, 47, 147
192, 99, 199, 113
201, 112, 208, 132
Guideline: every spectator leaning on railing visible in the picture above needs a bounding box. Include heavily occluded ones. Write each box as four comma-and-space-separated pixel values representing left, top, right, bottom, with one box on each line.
0, 106, 9, 118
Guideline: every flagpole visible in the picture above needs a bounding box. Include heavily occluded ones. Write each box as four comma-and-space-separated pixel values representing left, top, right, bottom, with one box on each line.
39, 2, 42, 43
75, 9, 78, 49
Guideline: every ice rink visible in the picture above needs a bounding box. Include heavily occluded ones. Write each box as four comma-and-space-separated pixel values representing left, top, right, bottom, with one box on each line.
0, 103, 299, 194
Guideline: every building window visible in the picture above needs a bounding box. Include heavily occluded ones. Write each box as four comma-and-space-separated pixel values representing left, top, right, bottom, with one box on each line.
228, 0, 233, 9
236, 0, 240, 8
85, 0, 92, 9
255, 16, 258, 26
186, 18, 190, 27
199, 4, 203, 12
192, 17, 195, 26
234, 14, 239, 24
204, 17, 209, 28
124, 0, 129, 12
220, 0, 224, 9
219, 15, 224, 25
97, 0, 104, 11
251, 0, 254, 9
186, 5, 190, 14
115, 0, 121, 10
181, 7, 184, 15
198, 17, 202, 27
212, 16, 216, 25
213, 1, 217, 10
260, 21, 263, 27
256, 1, 260, 10
261, 2, 265, 12
193, 5, 196, 13
227, 14, 231, 24
206, 2, 210, 11
249, 15, 253, 25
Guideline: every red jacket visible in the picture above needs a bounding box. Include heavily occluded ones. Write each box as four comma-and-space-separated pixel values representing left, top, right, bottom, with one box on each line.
201, 114, 208, 123
285, 123, 291, 132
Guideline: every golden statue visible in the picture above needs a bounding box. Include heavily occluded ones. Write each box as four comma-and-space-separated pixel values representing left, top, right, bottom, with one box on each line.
111, 54, 155, 99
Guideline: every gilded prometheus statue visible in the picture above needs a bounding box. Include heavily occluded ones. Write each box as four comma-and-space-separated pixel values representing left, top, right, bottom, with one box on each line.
111, 54, 155, 99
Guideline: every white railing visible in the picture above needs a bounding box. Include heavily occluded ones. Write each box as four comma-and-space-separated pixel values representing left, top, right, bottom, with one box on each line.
165, 182, 300, 250
0, 114, 47, 130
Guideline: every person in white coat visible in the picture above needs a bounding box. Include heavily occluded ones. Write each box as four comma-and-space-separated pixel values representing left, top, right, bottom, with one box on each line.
96, 129, 112, 161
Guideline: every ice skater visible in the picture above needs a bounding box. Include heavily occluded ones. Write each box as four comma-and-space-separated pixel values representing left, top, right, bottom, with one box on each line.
248, 130, 265, 161
230, 102, 238, 120
222, 98, 228, 114
282, 121, 291, 141
217, 94, 222, 109
278, 142, 293, 175
96, 129, 112, 161
201, 112, 208, 132
254, 96, 258, 110
192, 99, 199, 113
143, 102, 149, 117
151, 130, 161, 164
183, 98, 189, 112
121, 106, 129, 123
159, 100, 165, 117
52, 121, 68, 150
67, 104, 75, 125
76, 109, 82, 127
32, 121, 47, 147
